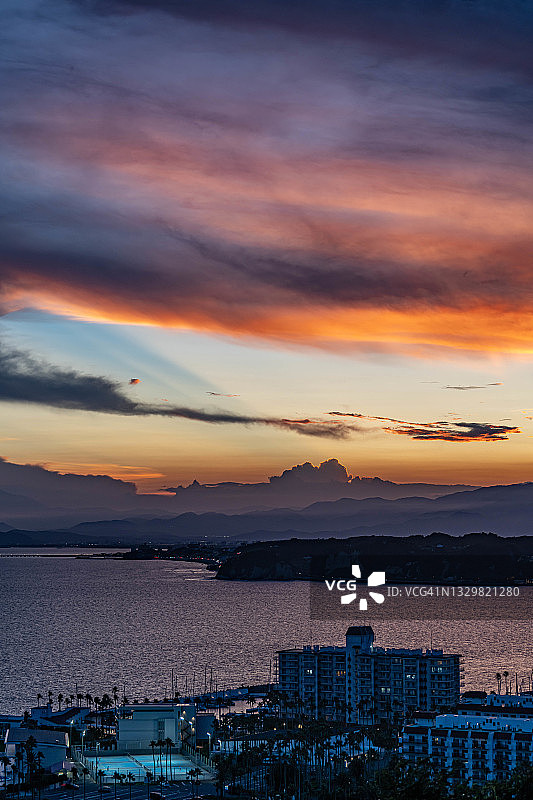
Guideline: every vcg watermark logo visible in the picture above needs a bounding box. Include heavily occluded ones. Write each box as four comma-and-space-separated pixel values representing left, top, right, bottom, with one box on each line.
325, 564, 386, 611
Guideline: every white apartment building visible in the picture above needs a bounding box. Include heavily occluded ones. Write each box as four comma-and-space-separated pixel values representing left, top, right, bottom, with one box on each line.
402, 700, 533, 784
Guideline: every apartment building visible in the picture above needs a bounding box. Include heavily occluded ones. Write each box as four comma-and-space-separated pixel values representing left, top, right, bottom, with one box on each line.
277, 626, 462, 723
346, 626, 462, 723
277, 645, 347, 720
401, 701, 533, 784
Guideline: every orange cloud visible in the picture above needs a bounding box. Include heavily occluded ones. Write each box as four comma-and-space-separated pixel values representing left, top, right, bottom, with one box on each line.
3, 2, 533, 359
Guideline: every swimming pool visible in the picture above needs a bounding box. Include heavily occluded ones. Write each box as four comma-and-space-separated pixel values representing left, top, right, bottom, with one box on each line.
83, 753, 204, 782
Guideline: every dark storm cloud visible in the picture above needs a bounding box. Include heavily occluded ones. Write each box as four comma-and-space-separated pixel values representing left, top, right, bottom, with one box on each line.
328, 411, 520, 442
0, 342, 358, 439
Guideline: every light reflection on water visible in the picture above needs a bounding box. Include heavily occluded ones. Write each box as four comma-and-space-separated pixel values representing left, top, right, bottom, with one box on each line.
0, 552, 531, 713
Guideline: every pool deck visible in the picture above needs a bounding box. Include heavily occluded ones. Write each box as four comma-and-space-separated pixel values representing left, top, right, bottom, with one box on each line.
82, 752, 212, 783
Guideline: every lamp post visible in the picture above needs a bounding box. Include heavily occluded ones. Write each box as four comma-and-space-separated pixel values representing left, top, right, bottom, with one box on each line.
82, 769, 88, 800
206, 733, 211, 759
81, 731, 86, 759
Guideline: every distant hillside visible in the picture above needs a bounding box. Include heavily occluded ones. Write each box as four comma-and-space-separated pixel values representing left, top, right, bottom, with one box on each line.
0, 529, 86, 546
216, 532, 533, 583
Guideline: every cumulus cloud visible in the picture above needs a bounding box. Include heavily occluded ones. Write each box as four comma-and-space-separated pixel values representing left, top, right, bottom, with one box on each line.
0, 341, 359, 439
328, 411, 520, 442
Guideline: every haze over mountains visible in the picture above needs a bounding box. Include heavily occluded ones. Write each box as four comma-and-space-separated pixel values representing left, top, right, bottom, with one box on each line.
0, 456, 474, 529
0, 456, 531, 545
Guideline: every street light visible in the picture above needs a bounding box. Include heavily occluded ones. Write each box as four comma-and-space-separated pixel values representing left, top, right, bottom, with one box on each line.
206, 733, 211, 758
81, 731, 86, 759
95, 741, 100, 782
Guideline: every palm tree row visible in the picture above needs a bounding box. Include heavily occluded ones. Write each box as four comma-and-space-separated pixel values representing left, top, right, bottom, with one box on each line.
36, 685, 124, 712
148, 738, 175, 781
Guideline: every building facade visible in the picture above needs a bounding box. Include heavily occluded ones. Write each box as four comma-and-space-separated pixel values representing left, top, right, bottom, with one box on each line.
277, 646, 347, 720
278, 626, 462, 723
346, 626, 462, 723
117, 703, 195, 752
401, 701, 533, 784
4, 728, 69, 776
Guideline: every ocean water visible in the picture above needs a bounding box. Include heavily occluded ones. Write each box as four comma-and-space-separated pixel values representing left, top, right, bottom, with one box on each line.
0, 551, 531, 713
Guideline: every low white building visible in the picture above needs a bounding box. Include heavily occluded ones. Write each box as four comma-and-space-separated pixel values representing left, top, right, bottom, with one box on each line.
458, 692, 533, 718
402, 701, 533, 785
117, 703, 195, 752
4, 728, 69, 776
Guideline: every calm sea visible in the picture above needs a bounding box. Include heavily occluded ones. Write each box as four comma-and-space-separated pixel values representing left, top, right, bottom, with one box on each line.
0, 550, 531, 713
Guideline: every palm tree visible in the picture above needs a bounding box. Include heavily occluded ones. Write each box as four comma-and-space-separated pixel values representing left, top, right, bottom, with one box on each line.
48, 691, 53, 709
1, 755, 11, 791
150, 741, 157, 778
156, 739, 165, 780
11, 764, 19, 798
94, 697, 101, 730
503, 670, 510, 694
25, 736, 37, 786
164, 738, 174, 781
113, 771, 120, 800
36, 751, 45, 800
187, 768, 202, 800
496, 672, 502, 693
58, 693, 64, 711
112, 687, 119, 714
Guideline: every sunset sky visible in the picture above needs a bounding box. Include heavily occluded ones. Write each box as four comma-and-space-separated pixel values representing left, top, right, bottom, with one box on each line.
1, 0, 533, 491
